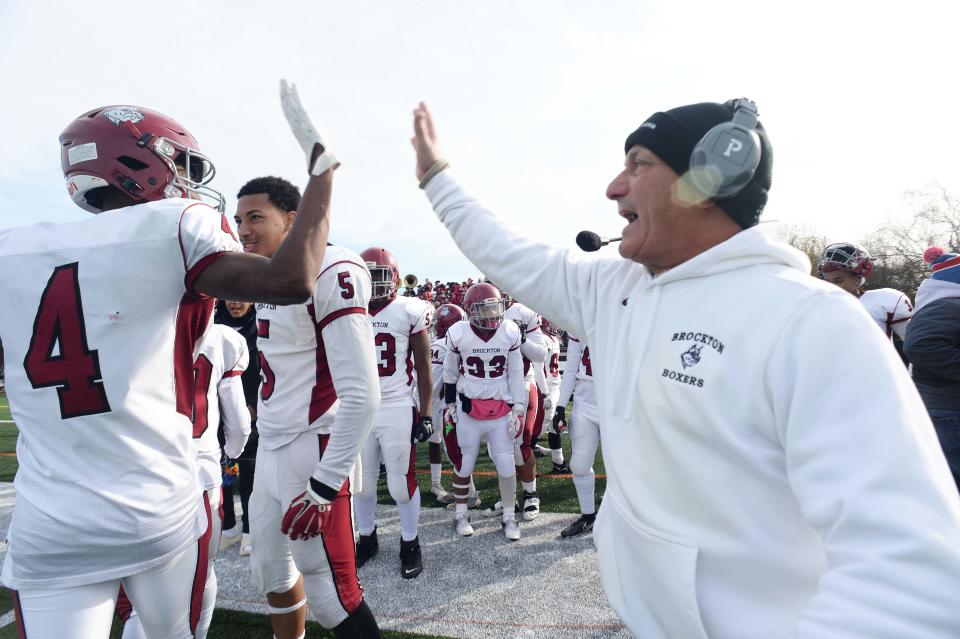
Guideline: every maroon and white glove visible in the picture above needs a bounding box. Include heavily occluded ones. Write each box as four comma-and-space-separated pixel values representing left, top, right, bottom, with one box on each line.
281, 479, 333, 540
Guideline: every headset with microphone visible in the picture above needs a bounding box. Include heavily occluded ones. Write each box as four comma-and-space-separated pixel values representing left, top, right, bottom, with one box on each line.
577, 98, 762, 252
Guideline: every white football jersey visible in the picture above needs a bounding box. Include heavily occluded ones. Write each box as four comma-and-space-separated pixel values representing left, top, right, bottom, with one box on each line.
255, 245, 371, 447
558, 335, 598, 413
367, 296, 433, 407
504, 302, 546, 384
194, 324, 251, 490
0, 198, 241, 589
443, 320, 526, 404
430, 336, 449, 421
543, 333, 562, 396
860, 288, 913, 340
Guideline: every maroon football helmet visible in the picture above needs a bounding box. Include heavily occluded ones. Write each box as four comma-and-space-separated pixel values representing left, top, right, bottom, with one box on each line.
463, 282, 505, 330
60, 105, 223, 213
432, 304, 467, 340
360, 247, 401, 301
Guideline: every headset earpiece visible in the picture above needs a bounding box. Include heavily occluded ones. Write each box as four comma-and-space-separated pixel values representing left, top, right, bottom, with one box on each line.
687, 98, 762, 200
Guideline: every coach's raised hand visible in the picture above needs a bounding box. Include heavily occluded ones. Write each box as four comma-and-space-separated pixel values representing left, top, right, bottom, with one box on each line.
281, 79, 339, 175
412, 102, 448, 188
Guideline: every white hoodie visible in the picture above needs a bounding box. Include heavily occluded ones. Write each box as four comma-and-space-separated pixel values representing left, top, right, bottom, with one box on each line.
425, 170, 960, 639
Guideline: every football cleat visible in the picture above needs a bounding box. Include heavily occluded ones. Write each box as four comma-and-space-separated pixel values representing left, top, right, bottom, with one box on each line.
560, 515, 595, 538
454, 513, 474, 537
446, 493, 482, 510
431, 482, 454, 503
479, 500, 504, 518
238, 533, 252, 557
220, 525, 241, 551
533, 444, 550, 458
355, 528, 379, 567
551, 461, 571, 474
502, 517, 521, 541
399, 536, 423, 579
521, 491, 540, 521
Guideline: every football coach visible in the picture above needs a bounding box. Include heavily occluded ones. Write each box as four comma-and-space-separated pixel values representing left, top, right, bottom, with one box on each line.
410, 99, 960, 639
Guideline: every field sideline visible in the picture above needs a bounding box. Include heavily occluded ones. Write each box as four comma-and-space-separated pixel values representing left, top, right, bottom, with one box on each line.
0, 393, 619, 638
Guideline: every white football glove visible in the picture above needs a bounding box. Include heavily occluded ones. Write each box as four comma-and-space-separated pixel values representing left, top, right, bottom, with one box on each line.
279, 79, 339, 176
443, 404, 458, 434
509, 405, 526, 439
543, 394, 554, 413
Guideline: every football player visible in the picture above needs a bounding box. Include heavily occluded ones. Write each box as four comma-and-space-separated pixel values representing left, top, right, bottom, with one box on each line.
554, 335, 600, 537
430, 304, 481, 508
540, 319, 569, 473
237, 174, 381, 639
353, 247, 435, 579
504, 298, 548, 520
118, 322, 252, 639
0, 81, 335, 637
818, 243, 913, 341
443, 283, 527, 540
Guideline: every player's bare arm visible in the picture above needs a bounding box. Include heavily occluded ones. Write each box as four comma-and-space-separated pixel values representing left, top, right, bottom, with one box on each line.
196, 80, 337, 304
412, 329, 433, 418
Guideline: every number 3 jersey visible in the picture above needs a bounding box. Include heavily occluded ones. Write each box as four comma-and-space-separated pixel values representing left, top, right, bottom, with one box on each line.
367, 296, 433, 408
0, 199, 241, 589
443, 320, 526, 405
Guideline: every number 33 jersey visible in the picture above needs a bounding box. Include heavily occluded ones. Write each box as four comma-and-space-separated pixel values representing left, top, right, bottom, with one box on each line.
0, 199, 241, 589
254, 245, 372, 447
443, 320, 525, 404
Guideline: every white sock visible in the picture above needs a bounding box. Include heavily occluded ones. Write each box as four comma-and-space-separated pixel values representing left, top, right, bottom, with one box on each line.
353, 490, 377, 536
522, 479, 537, 493
430, 463, 442, 485
455, 502, 467, 516
498, 474, 517, 519
572, 472, 596, 516
398, 488, 421, 542
552, 449, 564, 464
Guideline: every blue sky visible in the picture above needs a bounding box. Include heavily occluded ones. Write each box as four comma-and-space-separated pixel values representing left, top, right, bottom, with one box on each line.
2, 0, 958, 281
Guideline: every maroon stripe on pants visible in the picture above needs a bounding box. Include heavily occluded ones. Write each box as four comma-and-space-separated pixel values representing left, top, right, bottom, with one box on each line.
443, 419, 463, 474
190, 491, 213, 634
532, 388, 546, 440
406, 407, 419, 498
318, 433, 365, 615
519, 384, 539, 462
115, 586, 133, 624
12, 590, 26, 638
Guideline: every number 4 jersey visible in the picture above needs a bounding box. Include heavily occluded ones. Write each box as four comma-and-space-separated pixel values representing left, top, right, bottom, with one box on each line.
0, 199, 241, 589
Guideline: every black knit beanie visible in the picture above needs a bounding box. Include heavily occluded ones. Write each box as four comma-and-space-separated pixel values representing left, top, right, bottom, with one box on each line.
623, 101, 773, 228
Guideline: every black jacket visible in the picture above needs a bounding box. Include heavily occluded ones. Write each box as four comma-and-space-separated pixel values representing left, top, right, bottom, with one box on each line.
214, 301, 260, 408
904, 292, 960, 411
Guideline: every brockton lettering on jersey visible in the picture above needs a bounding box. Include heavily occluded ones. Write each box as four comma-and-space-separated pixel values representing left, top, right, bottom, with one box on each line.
670, 331, 725, 353
471, 347, 501, 354
371, 320, 390, 328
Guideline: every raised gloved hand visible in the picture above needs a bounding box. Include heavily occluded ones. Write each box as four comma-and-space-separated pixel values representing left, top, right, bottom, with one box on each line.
552, 405, 567, 434
414, 415, 434, 443
280, 79, 339, 176
221, 454, 240, 488
443, 404, 458, 435
281, 478, 333, 540
509, 404, 526, 438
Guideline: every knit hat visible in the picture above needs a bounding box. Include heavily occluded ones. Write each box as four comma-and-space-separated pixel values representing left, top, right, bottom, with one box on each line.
624, 101, 773, 229
924, 246, 960, 284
